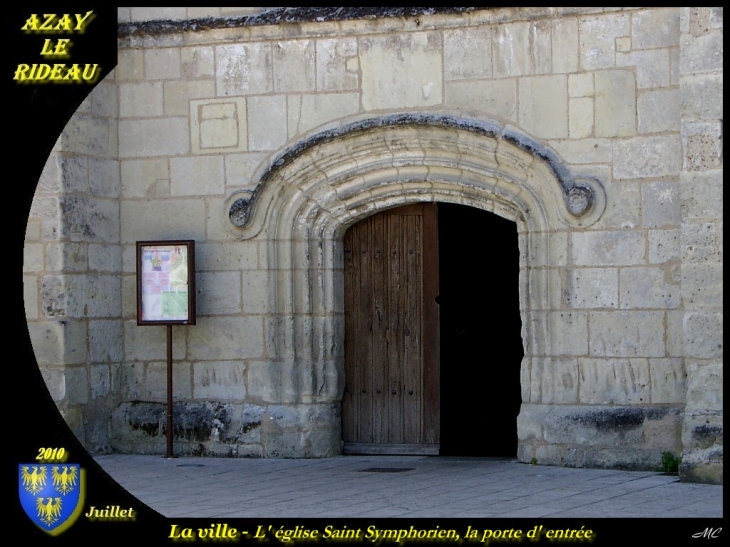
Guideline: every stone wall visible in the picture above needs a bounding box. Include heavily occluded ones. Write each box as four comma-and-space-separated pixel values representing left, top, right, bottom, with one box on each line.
677, 7, 723, 484
25, 76, 122, 452
24, 7, 722, 482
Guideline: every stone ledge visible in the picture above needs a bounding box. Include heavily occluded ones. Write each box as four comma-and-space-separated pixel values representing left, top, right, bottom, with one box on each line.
111, 401, 341, 457
119, 7, 486, 37
518, 403, 684, 470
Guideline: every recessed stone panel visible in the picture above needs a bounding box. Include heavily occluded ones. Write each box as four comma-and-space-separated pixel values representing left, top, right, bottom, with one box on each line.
190, 98, 248, 154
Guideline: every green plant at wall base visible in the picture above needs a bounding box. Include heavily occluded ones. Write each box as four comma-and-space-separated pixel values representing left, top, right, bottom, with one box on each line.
660, 452, 681, 473
530, 457, 537, 466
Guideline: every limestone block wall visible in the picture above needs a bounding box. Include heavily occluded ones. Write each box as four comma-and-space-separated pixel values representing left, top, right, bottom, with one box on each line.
24, 7, 722, 481
25, 76, 122, 452
677, 7, 723, 484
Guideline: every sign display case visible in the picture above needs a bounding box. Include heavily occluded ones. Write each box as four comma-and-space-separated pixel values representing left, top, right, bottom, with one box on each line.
136, 240, 196, 325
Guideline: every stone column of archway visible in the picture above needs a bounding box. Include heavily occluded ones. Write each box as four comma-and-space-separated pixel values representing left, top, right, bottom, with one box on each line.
225, 114, 605, 458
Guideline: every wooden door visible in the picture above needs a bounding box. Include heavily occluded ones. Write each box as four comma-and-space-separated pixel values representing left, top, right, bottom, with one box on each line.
342, 203, 439, 455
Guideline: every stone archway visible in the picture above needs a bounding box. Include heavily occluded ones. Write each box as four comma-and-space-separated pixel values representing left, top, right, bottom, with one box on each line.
224, 113, 605, 457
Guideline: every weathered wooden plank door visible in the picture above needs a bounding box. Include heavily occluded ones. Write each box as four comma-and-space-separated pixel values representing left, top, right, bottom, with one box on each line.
342, 203, 439, 455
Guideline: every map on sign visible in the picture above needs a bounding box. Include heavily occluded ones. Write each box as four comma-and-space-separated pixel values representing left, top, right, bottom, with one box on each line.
139, 245, 190, 322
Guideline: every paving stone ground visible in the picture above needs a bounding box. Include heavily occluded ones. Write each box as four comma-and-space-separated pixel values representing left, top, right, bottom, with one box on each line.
94, 455, 723, 519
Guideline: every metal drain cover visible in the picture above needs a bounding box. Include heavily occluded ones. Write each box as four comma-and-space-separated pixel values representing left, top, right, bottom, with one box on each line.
176, 463, 205, 468
359, 467, 414, 473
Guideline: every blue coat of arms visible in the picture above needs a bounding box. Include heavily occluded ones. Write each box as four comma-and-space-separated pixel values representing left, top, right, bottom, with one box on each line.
19, 464, 84, 534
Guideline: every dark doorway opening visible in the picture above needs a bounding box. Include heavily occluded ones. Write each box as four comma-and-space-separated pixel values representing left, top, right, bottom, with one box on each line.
437, 203, 523, 457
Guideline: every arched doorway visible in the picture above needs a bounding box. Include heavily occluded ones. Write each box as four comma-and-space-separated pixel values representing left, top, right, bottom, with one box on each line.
225, 114, 605, 459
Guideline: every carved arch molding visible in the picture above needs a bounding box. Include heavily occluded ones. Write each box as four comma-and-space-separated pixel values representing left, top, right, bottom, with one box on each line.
223, 114, 606, 405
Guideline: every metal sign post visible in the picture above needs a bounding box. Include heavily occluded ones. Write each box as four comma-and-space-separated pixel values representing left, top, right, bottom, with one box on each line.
166, 324, 173, 458
136, 240, 196, 458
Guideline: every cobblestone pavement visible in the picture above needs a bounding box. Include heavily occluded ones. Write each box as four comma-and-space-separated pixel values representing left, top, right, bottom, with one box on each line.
94, 454, 723, 518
